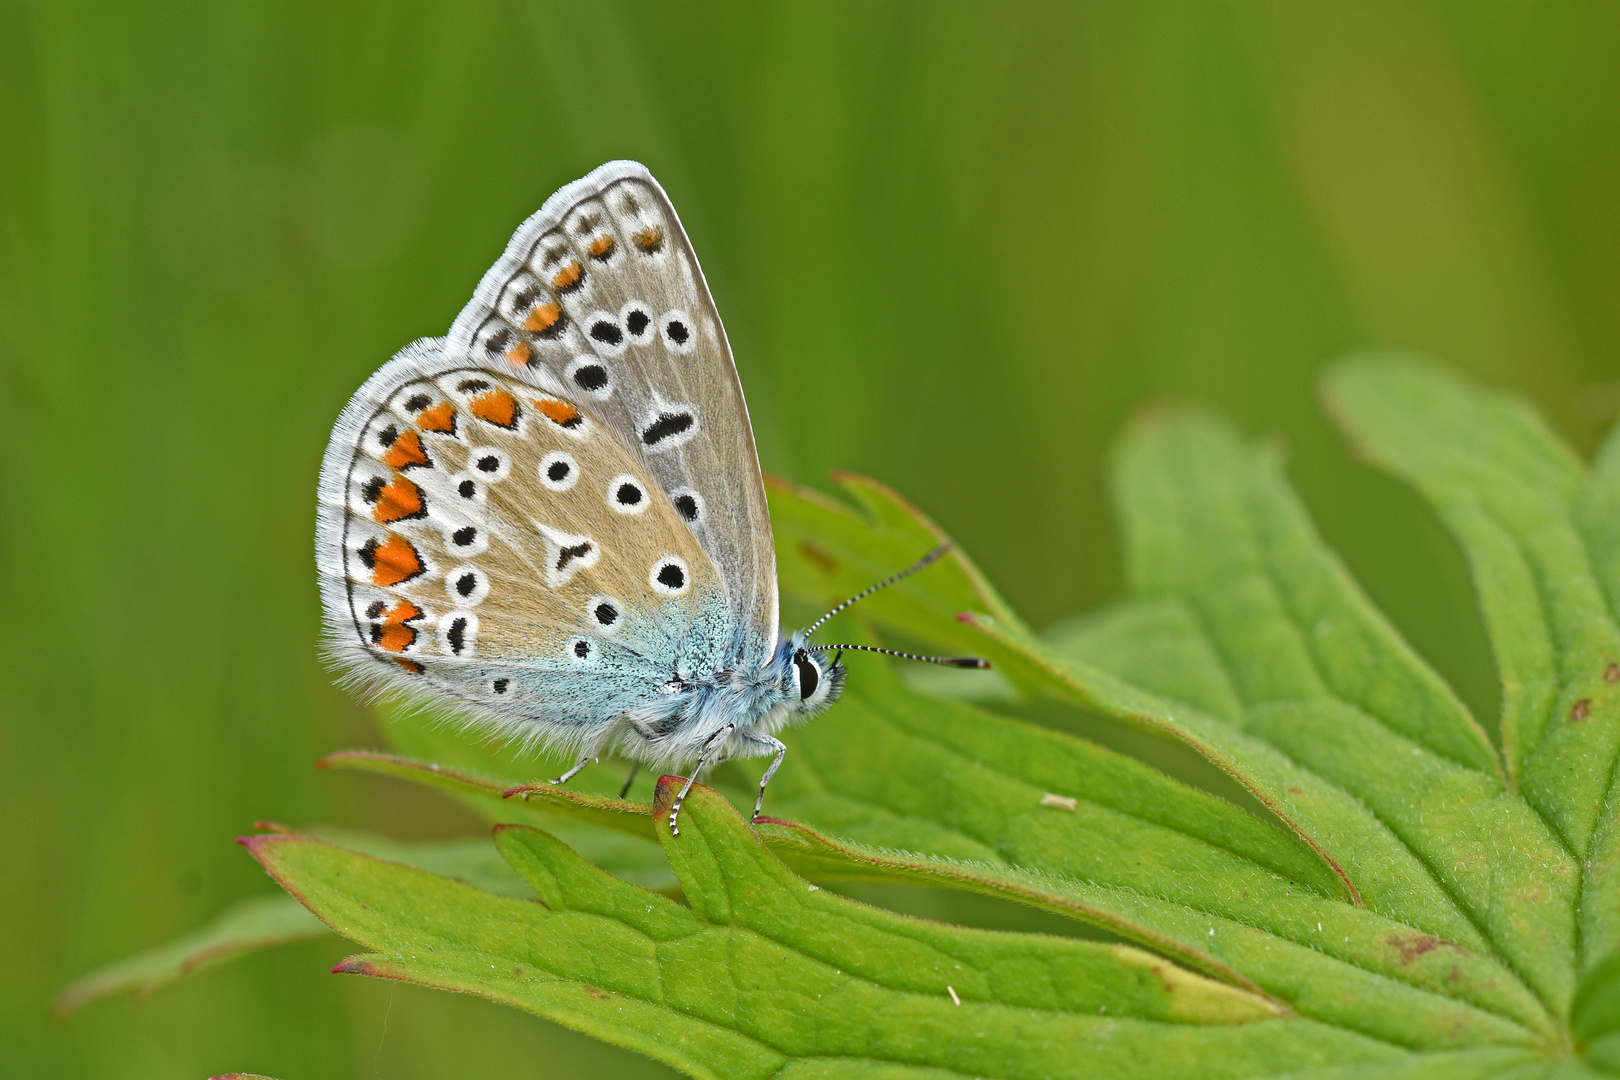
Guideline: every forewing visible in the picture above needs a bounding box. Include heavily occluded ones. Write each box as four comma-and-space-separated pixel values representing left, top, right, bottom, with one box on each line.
315, 349, 726, 749
444, 161, 778, 661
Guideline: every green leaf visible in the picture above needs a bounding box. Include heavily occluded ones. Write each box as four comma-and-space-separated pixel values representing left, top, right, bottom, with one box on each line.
1572, 421, 1620, 975
753, 652, 1555, 1050
55, 825, 673, 1016
1574, 952, 1620, 1046
248, 779, 1420, 1080
317, 748, 657, 841
773, 465, 1567, 1022
51, 893, 325, 1018
1326, 355, 1620, 867
766, 472, 1029, 661
227, 359, 1615, 1072
758, 464, 1562, 1045
1048, 409, 1576, 1013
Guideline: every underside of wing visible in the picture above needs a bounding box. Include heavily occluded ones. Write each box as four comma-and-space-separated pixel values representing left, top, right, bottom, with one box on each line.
315, 349, 728, 751
444, 161, 778, 660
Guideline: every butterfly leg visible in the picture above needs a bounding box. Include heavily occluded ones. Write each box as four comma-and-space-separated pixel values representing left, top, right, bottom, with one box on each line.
668, 722, 736, 836
549, 723, 620, 786
617, 763, 639, 799
736, 731, 788, 822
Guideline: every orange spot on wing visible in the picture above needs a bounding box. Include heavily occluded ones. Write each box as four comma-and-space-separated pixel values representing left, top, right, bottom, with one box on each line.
533, 398, 583, 429
381, 428, 430, 470
415, 401, 456, 434
394, 658, 425, 674
371, 475, 426, 524
587, 235, 615, 260
505, 341, 531, 366
469, 388, 520, 429
371, 601, 424, 653
551, 260, 583, 291
524, 302, 563, 335
366, 533, 424, 587
632, 225, 664, 252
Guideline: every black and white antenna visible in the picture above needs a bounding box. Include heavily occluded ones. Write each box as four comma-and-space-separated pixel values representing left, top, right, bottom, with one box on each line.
804, 542, 990, 669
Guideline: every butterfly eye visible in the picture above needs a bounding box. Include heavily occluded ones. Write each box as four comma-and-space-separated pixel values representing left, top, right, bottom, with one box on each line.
794, 649, 820, 702
538, 451, 579, 492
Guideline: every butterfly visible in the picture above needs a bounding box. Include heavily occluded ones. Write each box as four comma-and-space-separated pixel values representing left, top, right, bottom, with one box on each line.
315, 161, 986, 832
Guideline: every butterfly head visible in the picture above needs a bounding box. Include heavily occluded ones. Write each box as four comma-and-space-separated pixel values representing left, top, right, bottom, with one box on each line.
776, 631, 846, 717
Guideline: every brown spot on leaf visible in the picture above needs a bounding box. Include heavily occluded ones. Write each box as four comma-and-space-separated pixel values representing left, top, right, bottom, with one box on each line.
583, 984, 613, 1000
1607, 662, 1620, 683
1571, 698, 1592, 722
798, 539, 838, 576
1385, 932, 1455, 963
1288, 786, 1303, 796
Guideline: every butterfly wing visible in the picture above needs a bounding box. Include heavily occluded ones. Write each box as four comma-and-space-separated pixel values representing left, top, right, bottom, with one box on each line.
315, 349, 729, 753
316, 162, 775, 756
444, 161, 778, 662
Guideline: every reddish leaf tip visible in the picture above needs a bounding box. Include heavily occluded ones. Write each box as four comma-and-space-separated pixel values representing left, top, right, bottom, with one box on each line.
332, 959, 374, 975
251, 820, 294, 834
652, 774, 688, 817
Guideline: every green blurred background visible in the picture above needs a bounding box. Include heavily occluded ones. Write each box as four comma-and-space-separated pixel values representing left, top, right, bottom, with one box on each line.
4, 2, 1618, 1076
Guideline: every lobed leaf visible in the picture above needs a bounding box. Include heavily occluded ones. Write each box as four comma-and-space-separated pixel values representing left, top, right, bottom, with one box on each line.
248, 779, 1417, 1080
1074, 410, 1576, 1012
753, 652, 1555, 1049
1326, 357, 1620, 890
54, 823, 673, 1016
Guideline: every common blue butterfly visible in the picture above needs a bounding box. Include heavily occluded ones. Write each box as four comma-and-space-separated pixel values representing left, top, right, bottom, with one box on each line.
316, 162, 985, 831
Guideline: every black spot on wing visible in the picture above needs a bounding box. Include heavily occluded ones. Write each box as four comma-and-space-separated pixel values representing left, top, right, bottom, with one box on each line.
642, 412, 693, 446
